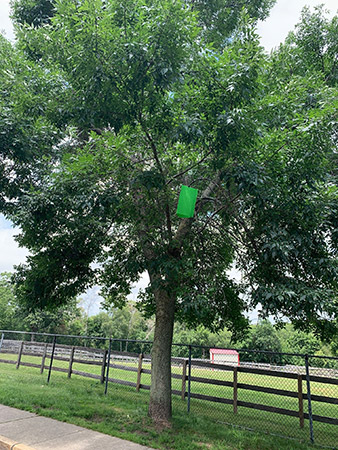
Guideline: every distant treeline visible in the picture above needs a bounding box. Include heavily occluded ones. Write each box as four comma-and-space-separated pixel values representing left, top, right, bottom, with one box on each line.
1, 272, 337, 367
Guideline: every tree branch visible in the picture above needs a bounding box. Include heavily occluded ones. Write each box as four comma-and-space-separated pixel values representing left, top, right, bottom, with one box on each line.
134, 193, 157, 262
172, 171, 222, 247
233, 214, 262, 261
166, 149, 213, 185
197, 192, 241, 235
139, 118, 172, 240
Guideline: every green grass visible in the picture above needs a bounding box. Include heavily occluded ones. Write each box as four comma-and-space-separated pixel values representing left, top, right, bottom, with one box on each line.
0, 353, 336, 449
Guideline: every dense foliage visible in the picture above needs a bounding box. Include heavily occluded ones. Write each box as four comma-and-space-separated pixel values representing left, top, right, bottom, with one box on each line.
4, 4, 336, 337
2, 0, 338, 421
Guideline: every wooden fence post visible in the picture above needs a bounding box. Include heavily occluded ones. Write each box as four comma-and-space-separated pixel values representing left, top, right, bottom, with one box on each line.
16, 341, 24, 370
136, 353, 143, 392
100, 350, 108, 384
298, 374, 304, 428
40, 343, 48, 374
233, 367, 238, 414
181, 359, 188, 400
68, 346, 75, 378
0, 333, 4, 353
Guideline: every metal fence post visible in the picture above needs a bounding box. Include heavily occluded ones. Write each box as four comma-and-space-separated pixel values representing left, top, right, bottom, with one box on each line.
105, 338, 112, 395
40, 343, 48, 374
47, 335, 56, 384
187, 345, 192, 413
0, 333, 4, 353
305, 354, 314, 444
100, 349, 108, 384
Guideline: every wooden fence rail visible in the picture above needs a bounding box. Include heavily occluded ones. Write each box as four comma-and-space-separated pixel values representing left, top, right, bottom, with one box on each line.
0, 340, 337, 429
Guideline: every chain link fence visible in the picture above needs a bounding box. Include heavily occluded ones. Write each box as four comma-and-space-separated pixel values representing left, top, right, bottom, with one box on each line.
172, 343, 338, 448
0, 330, 337, 448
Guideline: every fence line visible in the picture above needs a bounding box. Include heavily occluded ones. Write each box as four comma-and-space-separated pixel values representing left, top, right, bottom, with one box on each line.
1, 338, 337, 428
0, 332, 337, 448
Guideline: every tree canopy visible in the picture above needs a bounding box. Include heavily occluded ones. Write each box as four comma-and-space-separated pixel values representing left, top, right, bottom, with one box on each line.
2, 0, 338, 423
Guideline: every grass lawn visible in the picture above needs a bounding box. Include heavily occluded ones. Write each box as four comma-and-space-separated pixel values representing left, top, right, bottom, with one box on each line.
0, 358, 314, 450
0, 352, 336, 449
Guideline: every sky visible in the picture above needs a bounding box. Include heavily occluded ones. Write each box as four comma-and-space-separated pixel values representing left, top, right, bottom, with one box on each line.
256, 0, 337, 50
0, 0, 337, 316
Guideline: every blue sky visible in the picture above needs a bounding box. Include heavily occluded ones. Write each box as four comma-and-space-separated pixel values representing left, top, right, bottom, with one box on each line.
0, 214, 29, 273
0, 0, 337, 317
0, 215, 12, 229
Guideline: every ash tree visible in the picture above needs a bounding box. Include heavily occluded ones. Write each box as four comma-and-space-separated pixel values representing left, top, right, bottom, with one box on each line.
0, 33, 67, 211
3, 0, 338, 424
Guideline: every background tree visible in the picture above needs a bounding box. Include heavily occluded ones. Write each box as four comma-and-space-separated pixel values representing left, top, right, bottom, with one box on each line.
19, 299, 83, 340
285, 5, 338, 87
241, 320, 282, 364
86, 303, 149, 349
0, 273, 17, 330
0, 272, 85, 337
3, 1, 338, 424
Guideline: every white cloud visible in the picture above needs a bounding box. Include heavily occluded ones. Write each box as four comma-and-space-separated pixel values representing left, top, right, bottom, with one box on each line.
0, 0, 337, 50
77, 274, 150, 317
128, 273, 150, 301
0, 227, 29, 273
0, 0, 14, 41
257, 0, 337, 51
79, 286, 104, 317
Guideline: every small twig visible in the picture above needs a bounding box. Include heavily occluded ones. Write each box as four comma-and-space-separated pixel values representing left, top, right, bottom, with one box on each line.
166, 149, 213, 185
197, 192, 241, 234
198, 197, 220, 203
265, 144, 286, 164
233, 214, 261, 260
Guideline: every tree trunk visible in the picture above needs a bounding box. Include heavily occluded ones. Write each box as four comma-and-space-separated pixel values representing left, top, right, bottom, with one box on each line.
148, 287, 176, 425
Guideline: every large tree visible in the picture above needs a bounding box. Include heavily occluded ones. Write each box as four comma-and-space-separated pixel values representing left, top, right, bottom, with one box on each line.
0, 33, 68, 212
4, 1, 338, 424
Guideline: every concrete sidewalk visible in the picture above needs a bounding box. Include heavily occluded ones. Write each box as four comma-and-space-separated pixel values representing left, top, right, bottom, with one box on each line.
0, 405, 154, 450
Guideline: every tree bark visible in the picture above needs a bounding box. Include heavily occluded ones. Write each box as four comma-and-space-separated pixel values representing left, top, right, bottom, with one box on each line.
148, 286, 176, 425
145, 172, 223, 425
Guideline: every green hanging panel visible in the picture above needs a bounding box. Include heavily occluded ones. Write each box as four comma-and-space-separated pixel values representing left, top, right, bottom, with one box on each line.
176, 185, 198, 218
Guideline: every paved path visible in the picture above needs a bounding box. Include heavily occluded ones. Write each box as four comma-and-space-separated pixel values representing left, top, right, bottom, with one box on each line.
0, 405, 154, 450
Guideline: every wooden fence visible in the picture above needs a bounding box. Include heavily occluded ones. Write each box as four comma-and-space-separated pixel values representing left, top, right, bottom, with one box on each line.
0, 340, 337, 429
188, 360, 338, 427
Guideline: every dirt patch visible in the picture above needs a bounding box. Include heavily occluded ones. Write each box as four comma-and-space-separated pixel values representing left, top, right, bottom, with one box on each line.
197, 443, 212, 449
88, 414, 104, 423
153, 419, 172, 432
134, 429, 151, 438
